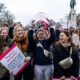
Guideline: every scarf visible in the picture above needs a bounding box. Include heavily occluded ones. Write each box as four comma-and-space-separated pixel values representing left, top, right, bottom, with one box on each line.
13, 33, 28, 52
60, 42, 71, 48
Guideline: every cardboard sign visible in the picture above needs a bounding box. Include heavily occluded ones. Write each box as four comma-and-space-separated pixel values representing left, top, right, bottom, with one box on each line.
0, 44, 30, 76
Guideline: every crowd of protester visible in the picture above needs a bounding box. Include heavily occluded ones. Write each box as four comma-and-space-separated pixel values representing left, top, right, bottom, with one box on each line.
0, 19, 80, 80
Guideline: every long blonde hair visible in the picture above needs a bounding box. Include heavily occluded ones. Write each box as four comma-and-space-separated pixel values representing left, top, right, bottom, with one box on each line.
13, 23, 25, 36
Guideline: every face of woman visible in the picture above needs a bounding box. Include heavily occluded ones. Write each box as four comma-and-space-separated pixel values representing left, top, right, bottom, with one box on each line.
1, 29, 8, 39
59, 32, 69, 43
37, 30, 45, 41
16, 27, 24, 38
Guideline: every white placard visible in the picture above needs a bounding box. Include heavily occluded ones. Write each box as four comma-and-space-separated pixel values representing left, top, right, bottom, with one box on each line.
0, 44, 30, 76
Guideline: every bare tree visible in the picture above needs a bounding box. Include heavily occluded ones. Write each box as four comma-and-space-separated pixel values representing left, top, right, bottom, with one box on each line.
0, 2, 15, 27
3, 11, 15, 27
0, 3, 6, 12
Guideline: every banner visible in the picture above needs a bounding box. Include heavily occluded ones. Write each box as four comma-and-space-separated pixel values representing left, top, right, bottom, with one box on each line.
0, 44, 30, 76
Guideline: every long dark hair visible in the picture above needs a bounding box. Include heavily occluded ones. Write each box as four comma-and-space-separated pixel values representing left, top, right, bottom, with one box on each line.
57, 30, 77, 52
0, 35, 8, 54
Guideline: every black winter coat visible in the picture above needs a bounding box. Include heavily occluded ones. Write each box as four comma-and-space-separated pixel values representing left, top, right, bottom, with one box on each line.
53, 43, 79, 78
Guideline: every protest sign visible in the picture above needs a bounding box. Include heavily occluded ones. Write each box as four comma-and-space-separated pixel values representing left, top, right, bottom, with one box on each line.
0, 44, 30, 76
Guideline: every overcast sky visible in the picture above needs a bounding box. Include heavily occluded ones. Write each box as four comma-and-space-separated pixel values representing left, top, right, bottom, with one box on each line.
0, 0, 80, 25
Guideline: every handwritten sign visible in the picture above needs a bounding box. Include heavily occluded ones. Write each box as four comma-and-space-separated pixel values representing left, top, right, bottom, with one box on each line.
0, 44, 30, 76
